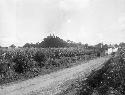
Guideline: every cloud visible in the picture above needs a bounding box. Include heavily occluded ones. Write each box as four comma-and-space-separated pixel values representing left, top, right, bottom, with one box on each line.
109, 16, 125, 32
118, 16, 125, 29
59, 0, 90, 11
44, 0, 91, 35
0, 37, 19, 46
16, 0, 91, 39
1, 0, 125, 46
0, 0, 16, 46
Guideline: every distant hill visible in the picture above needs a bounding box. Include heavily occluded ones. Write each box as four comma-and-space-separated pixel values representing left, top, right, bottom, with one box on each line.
23, 34, 68, 48
23, 34, 87, 48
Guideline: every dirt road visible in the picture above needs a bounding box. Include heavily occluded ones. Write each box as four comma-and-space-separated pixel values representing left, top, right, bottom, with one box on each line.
0, 57, 110, 95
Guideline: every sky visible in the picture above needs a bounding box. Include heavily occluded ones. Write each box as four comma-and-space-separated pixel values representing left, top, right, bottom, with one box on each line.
0, 0, 125, 46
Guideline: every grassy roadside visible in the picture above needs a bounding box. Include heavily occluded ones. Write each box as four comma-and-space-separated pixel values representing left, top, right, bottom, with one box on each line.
56, 57, 111, 95
58, 51, 125, 95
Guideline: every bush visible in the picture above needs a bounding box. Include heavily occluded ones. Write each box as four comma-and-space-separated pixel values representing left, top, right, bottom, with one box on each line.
0, 47, 100, 85
76, 49, 125, 95
0, 59, 14, 79
12, 53, 29, 74
33, 51, 47, 68
46, 59, 59, 68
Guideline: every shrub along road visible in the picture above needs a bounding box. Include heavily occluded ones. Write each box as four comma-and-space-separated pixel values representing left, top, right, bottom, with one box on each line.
0, 56, 110, 95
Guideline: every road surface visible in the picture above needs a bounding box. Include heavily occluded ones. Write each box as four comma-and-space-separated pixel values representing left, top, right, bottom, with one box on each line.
0, 56, 110, 95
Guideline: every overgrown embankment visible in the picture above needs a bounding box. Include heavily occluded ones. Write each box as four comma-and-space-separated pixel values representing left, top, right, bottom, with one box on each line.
75, 48, 125, 95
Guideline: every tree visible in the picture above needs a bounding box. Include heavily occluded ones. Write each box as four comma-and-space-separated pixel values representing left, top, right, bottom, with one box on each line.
103, 44, 108, 50
23, 43, 31, 48
9, 44, 16, 48
41, 34, 68, 48
95, 43, 103, 48
119, 42, 125, 48
114, 44, 118, 48
85, 44, 88, 49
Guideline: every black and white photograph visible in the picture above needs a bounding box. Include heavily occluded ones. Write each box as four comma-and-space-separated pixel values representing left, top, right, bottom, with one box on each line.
0, 0, 125, 95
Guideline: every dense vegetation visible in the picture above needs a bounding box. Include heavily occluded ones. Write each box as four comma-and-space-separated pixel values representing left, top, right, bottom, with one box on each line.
0, 35, 108, 85
0, 47, 102, 85
23, 35, 68, 48
72, 47, 125, 95
22, 34, 108, 50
